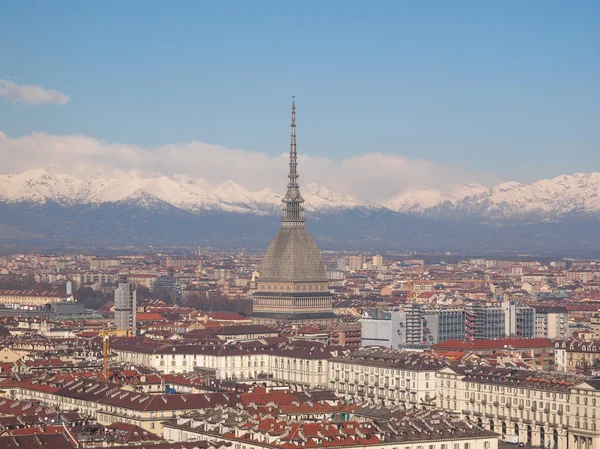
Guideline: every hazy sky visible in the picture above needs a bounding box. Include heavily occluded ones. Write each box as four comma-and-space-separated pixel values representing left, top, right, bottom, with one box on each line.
0, 1, 598, 198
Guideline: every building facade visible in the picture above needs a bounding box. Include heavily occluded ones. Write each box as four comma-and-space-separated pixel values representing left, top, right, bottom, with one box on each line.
436, 365, 600, 449
114, 276, 137, 333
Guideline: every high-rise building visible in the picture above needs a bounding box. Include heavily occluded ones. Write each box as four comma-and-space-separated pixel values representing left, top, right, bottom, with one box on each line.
535, 305, 568, 339
153, 275, 183, 304
347, 255, 365, 269
465, 303, 505, 341
114, 276, 136, 333
466, 301, 535, 340
361, 310, 406, 348
372, 255, 383, 267
252, 101, 335, 326
423, 308, 466, 344
336, 257, 348, 270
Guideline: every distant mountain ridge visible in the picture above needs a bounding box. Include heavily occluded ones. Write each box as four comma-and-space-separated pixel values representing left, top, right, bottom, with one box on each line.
0, 170, 599, 253
1, 170, 600, 223
385, 173, 600, 223
0, 170, 372, 215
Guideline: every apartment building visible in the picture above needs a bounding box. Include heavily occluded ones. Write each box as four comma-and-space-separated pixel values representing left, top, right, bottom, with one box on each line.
535, 306, 569, 339
466, 302, 536, 340
89, 258, 121, 270
327, 348, 444, 407
435, 364, 600, 449
362, 306, 467, 347
5, 377, 241, 433
111, 338, 335, 387
554, 339, 600, 372
423, 308, 466, 344
361, 310, 405, 348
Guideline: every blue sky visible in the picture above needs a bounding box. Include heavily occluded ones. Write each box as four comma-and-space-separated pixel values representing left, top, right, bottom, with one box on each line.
0, 0, 599, 191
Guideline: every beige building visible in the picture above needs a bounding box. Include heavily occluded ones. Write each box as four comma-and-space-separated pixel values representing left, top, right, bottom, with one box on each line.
436, 365, 600, 449
0, 290, 64, 307
327, 349, 444, 407
0, 347, 20, 363
111, 337, 334, 387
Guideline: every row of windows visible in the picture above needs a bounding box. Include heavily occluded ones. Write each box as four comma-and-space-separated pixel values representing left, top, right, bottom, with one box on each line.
333, 364, 425, 378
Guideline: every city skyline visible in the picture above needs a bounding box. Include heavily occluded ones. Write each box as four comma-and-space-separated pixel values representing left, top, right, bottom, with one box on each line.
1, 1, 599, 200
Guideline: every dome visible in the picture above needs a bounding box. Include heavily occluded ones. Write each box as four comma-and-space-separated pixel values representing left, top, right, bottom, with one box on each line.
259, 226, 327, 282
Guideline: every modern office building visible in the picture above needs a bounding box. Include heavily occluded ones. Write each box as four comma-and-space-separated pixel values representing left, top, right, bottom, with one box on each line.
466, 301, 535, 340
423, 308, 466, 344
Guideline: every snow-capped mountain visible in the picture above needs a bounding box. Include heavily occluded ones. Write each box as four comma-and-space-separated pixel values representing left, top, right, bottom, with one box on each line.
385, 184, 488, 213
1, 170, 599, 224
386, 173, 600, 222
1, 170, 599, 252
0, 170, 372, 215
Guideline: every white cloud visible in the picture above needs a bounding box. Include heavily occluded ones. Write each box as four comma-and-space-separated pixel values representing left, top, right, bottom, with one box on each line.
0, 131, 498, 202
0, 80, 70, 106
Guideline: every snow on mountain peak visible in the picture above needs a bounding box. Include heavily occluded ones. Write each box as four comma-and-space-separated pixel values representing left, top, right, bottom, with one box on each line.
1, 170, 599, 222
0, 170, 373, 215
385, 183, 487, 213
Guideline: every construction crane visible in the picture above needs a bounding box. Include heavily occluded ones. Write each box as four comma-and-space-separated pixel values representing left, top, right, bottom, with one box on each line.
100, 327, 133, 378
100, 329, 111, 378
407, 276, 415, 301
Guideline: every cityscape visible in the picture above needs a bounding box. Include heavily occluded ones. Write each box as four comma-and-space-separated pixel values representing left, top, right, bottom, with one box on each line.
0, 4, 599, 449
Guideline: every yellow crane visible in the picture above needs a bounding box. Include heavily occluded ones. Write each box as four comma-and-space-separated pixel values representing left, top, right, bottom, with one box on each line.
100, 329, 111, 378
99, 328, 131, 378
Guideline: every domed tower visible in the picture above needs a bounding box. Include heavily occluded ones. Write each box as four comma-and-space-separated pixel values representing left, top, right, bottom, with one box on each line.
252, 100, 335, 326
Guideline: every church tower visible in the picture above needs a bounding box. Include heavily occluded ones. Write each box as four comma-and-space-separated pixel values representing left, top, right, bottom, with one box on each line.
252, 100, 335, 326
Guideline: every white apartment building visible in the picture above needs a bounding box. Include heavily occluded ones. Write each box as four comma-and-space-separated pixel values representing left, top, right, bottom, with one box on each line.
111, 338, 334, 388
435, 365, 600, 449
327, 348, 444, 407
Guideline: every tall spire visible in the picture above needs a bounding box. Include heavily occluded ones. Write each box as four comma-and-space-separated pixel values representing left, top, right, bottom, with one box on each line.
289, 98, 297, 189
281, 97, 305, 225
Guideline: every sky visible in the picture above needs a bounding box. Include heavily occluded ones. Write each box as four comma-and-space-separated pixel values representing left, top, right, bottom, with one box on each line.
0, 1, 599, 201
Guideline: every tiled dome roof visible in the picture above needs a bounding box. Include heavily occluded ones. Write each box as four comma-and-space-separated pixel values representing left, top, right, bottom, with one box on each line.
259, 226, 327, 283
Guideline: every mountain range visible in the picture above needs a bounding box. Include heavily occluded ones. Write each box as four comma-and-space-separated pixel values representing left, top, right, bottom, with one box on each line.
0, 170, 599, 253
